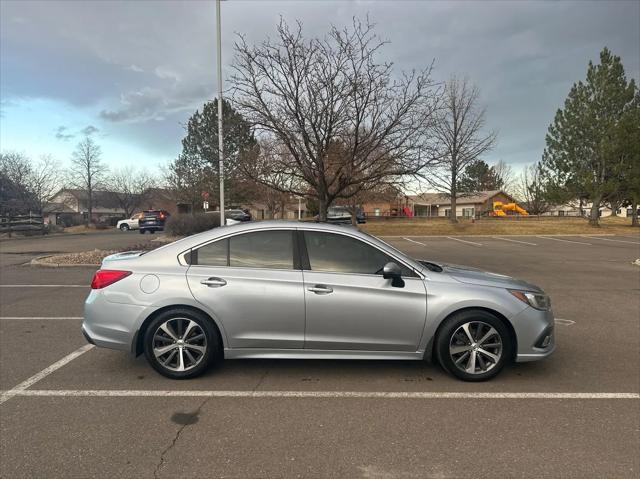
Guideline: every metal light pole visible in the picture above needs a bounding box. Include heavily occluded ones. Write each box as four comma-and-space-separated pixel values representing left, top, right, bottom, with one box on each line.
216, 0, 225, 226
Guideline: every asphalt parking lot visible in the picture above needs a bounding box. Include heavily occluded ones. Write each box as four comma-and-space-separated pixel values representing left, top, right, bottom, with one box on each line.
1, 229, 639, 478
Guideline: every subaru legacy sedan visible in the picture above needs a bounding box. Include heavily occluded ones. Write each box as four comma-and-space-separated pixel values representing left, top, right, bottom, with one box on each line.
82, 222, 555, 381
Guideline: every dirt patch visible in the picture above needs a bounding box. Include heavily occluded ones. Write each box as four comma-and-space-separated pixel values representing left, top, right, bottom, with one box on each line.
35, 241, 162, 266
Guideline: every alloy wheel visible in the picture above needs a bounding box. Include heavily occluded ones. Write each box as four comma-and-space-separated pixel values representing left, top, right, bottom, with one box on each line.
449, 321, 503, 375
152, 318, 207, 372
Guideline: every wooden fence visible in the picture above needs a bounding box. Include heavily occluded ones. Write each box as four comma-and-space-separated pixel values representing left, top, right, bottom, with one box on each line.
0, 213, 45, 236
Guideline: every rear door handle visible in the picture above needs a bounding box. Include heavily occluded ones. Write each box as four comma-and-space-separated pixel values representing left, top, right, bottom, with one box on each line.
200, 277, 227, 287
307, 284, 333, 294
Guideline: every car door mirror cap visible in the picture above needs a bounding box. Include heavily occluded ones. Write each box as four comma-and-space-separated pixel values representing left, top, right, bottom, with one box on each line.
382, 262, 402, 279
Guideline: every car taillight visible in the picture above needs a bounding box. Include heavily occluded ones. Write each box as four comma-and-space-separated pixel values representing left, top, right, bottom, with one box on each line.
91, 270, 132, 289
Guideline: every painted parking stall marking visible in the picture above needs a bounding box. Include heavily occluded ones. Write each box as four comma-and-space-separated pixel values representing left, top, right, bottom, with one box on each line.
3, 390, 637, 400
0, 316, 83, 320
554, 318, 575, 326
403, 237, 427, 246
446, 236, 483, 246
492, 236, 538, 246
582, 236, 640, 245
0, 344, 94, 405
537, 236, 592, 245
0, 284, 87, 288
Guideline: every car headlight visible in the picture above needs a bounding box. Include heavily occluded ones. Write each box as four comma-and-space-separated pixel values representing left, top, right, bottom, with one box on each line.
509, 290, 551, 311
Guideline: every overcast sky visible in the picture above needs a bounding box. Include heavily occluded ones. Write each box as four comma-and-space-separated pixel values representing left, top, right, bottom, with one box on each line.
1, 0, 638, 175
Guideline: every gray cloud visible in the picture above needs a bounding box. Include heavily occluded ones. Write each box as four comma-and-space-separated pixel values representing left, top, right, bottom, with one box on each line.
2, 0, 639, 167
54, 126, 74, 141
81, 125, 99, 136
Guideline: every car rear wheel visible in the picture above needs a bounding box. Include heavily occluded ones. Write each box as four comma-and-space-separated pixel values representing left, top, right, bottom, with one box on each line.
435, 310, 512, 381
120, 224, 129, 231
143, 309, 220, 379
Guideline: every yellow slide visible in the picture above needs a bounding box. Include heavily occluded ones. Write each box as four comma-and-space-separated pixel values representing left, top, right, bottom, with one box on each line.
492, 201, 528, 216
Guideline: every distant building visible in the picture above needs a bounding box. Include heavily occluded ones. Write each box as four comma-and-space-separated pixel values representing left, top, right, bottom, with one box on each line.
360, 190, 518, 218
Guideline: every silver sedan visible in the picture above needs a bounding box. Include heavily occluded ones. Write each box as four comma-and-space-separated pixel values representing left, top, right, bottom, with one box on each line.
82, 222, 555, 381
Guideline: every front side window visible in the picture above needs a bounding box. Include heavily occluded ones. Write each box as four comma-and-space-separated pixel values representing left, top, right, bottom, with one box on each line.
304, 231, 414, 276
192, 230, 294, 269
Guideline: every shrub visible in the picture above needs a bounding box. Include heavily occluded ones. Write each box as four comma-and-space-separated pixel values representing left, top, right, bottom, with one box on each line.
165, 213, 221, 237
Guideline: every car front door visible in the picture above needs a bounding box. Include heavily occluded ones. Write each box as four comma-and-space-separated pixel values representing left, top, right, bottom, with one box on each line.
186, 229, 305, 349
301, 231, 427, 351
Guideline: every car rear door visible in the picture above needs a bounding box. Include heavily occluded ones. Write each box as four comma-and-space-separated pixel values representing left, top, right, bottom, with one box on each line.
301, 230, 427, 351
186, 229, 305, 349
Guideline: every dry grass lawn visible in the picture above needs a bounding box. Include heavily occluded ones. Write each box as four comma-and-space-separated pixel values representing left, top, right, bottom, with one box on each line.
360, 216, 640, 237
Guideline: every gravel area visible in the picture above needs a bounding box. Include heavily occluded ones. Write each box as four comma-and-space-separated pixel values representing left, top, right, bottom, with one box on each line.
37, 249, 119, 265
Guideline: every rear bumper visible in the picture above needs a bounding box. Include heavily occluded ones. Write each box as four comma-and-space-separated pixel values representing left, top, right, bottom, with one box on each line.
82, 290, 146, 353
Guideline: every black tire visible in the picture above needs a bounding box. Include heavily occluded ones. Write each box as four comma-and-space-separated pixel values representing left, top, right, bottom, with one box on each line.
139, 229, 146, 234
143, 308, 221, 379
150, 229, 155, 234
435, 310, 513, 382
120, 224, 129, 231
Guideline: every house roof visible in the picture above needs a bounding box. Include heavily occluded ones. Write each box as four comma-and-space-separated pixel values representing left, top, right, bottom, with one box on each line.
408, 190, 511, 206
57, 189, 123, 209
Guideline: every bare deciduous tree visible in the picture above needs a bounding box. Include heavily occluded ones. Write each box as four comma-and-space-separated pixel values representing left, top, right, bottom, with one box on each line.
516, 163, 552, 216
231, 18, 440, 221
428, 76, 496, 223
108, 167, 157, 217
0, 151, 33, 214
27, 154, 63, 215
492, 160, 515, 194
69, 136, 108, 224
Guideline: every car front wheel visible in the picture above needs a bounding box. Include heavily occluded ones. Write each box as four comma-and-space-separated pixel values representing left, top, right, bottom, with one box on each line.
120, 224, 129, 231
435, 310, 513, 381
143, 309, 219, 379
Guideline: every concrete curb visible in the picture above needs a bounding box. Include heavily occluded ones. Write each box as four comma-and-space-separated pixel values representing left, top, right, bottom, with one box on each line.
30, 255, 99, 268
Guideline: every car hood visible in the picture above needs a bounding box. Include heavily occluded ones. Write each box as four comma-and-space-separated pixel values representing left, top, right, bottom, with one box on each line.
421, 260, 543, 292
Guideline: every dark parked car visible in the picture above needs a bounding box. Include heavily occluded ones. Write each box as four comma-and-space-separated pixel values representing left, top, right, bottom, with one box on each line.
139, 210, 170, 234
316, 206, 366, 224
226, 209, 252, 222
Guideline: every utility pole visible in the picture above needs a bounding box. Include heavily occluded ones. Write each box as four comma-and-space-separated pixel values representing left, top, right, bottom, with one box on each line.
216, 0, 225, 226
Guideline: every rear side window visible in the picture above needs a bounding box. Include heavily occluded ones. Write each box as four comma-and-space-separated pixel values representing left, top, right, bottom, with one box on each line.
195, 238, 228, 266
303, 231, 415, 276
230, 231, 293, 269
192, 231, 294, 270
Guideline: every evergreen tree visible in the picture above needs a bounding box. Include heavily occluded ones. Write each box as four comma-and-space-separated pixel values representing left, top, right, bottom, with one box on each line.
542, 48, 637, 225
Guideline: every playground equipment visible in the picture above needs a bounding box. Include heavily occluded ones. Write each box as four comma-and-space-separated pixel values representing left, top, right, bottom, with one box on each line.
402, 206, 414, 217
491, 201, 529, 216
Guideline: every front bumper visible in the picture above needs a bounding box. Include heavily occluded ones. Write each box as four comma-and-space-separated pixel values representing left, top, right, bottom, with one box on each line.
514, 307, 556, 362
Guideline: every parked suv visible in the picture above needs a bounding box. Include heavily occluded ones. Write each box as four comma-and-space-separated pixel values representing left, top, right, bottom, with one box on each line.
139, 210, 170, 234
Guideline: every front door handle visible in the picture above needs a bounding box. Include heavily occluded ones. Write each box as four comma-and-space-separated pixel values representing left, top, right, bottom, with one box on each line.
200, 277, 227, 287
307, 284, 333, 294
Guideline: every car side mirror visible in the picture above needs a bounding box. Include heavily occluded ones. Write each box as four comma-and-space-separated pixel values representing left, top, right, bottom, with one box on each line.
382, 262, 405, 288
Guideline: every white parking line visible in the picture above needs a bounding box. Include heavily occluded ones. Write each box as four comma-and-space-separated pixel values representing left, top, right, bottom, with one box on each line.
492, 236, 537, 246
555, 318, 575, 326
582, 236, 640, 245
0, 317, 83, 320
0, 284, 87, 288
2, 390, 637, 399
0, 344, 94, 405
537, 236, 592, 245
403, 238, 427, 246
446, 237, 483, 246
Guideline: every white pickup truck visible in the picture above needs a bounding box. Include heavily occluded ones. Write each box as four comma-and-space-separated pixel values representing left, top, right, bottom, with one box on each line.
116, 212, 144, 231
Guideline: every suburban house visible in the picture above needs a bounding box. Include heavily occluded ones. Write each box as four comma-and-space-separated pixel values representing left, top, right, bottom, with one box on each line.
44, 189, 123, 225
360, 190, 518, 218
544, 202, 638, 218
408, 190, 517, 218
44, 188, 189, 225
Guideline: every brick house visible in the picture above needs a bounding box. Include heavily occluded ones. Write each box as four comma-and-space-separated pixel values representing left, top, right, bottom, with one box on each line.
408, 190, 518, 218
